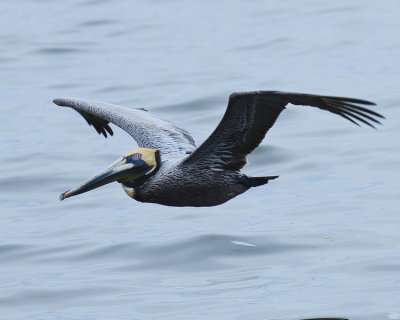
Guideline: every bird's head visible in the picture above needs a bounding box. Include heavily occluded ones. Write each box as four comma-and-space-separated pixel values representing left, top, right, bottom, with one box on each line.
59, 148, 160, 201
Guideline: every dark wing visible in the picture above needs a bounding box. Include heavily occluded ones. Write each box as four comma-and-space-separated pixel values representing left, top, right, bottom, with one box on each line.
183, 91, 383, 171
53, 98, 196, 156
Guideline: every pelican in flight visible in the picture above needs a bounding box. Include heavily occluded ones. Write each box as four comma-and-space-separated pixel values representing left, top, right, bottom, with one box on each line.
55, 91, 383, 207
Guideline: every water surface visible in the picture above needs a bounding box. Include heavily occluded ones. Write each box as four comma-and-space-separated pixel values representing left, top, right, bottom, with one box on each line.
1, 1, 399, 319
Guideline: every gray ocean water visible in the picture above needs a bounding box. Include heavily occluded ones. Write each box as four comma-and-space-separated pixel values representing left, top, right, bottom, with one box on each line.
1, 1, 400, 319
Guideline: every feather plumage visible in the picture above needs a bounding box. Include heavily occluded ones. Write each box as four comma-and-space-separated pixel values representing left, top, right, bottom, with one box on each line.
54, 91, 384, 206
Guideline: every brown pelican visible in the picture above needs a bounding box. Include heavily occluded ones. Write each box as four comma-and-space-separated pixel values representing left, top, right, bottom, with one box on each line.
55, 91, 383, 207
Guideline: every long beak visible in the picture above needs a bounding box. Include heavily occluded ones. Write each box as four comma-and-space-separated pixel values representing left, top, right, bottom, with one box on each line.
59, 157, 152, 201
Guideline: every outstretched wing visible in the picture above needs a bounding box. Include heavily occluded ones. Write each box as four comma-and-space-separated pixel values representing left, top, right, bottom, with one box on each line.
184, 91, 383, 171
53, 98, 196, 156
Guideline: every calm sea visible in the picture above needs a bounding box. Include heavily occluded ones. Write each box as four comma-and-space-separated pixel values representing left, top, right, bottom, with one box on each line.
1, 1, 399, 319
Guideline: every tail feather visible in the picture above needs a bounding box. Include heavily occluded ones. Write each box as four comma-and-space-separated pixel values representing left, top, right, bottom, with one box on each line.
243, 175, 279, 188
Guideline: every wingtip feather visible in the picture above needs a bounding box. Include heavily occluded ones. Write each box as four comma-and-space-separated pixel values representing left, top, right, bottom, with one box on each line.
53, 97, 75, 107
53, 98, 62, 105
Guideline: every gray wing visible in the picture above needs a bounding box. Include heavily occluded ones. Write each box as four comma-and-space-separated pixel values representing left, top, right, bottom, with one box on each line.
184, 91, 384, 171
53, 97, 196, 156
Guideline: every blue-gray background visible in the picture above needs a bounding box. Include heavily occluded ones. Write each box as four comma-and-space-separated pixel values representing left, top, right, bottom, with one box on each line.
1, 1, 399, 319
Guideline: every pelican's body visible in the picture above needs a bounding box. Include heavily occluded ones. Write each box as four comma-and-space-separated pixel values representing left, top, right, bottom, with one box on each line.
125, 159, 251, 207
55, 91, 383, 207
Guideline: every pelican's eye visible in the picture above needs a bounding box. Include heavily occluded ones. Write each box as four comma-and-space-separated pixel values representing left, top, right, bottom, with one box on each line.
130, 153, 142, 160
